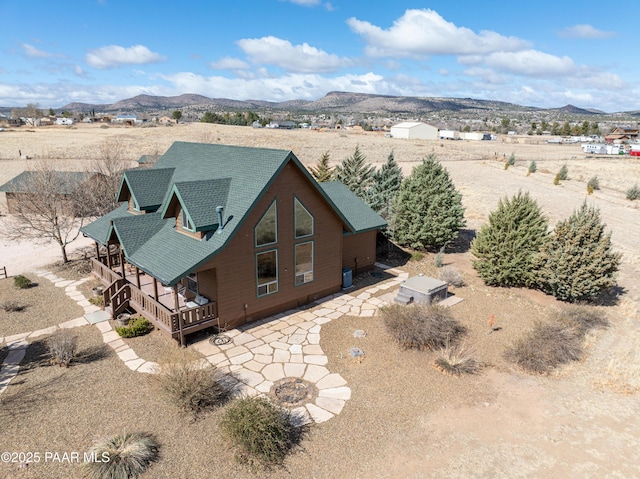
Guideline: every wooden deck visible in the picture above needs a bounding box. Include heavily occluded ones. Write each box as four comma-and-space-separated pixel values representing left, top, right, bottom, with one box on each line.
91, 257, 218, 345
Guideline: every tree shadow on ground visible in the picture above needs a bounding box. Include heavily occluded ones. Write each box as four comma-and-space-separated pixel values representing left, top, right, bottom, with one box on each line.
446, 229, 476, 254
592, 284, 626, 307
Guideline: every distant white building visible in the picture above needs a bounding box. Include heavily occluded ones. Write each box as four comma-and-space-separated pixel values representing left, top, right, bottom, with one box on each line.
439, 129, 459, 140
56, 118, 74, 125
389, 121, 438, 140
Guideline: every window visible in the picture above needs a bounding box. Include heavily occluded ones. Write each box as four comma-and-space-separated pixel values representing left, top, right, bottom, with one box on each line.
185, 272, 198, 294
294, 198, 313, 238
255, 201, 277, 246
182, 208, 194, 231
295, 242, 313, 285
256, 250, 278, 296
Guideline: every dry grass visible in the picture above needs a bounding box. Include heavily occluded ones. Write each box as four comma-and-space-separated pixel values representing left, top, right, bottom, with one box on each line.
0, 275, 84, 336
380, 302, 466, 351
433, 341, 482, 377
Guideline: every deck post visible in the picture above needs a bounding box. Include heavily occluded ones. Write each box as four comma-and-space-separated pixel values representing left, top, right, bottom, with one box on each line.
174, 284, 185, 347
135, 267, 140, 289
94, 242, 100, 261
106, 245, 113, 269
153, 278, 158, 302
119, 248, 126, 278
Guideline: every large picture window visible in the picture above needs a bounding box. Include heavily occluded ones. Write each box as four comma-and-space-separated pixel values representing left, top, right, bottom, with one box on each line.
255, 201, 277, 246
294, 198, 313, 238
295, 242, 313, 285
256, 249, 278, 296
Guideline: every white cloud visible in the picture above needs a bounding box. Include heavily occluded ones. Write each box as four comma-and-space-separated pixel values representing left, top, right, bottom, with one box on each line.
461, 50, 576, 77
347, 9, 529, 58
559, 24, 615, 39
22, 43, 52, 58
160, 71, 395, 102
85, 45, 165, 69
209, 57, 250, 70
236, 36, 354, 73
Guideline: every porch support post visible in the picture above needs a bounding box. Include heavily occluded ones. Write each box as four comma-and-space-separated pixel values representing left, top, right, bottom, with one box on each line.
174, 284, 185, 347
153, 278, 158, 302
119, 247, 125, 278
106, 244, 113, 269
95, 241, 100, 261
135, 267, 140, 289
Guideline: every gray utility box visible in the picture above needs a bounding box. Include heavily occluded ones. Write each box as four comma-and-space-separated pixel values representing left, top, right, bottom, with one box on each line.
395, 275, 448, 305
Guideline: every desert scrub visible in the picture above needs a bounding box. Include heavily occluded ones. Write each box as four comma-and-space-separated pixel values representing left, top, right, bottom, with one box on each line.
89, 296, 104, 306
115, 317, 153, 338
557, 304, 609, 334
1, 300, 25, 312
47, 329, 77, 367
13, 275, 32, 289
84, 432, 159, 479
587, 176, 600, 193
220, 395, 304, 469
528, 160, 537, 174
504, 321, 583, 374
433, 342, 481, 377
438, 265, 464, 287
410, 251, 424, 262
627, 183, 640, 200
155, 348, 232, 416
558, 164, 569, 180
380, 303, 465, 351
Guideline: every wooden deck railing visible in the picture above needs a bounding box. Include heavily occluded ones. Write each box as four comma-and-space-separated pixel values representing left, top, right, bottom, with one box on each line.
92, 257, 218, 344
92, 257, 121, 285
128, 283, 175, 334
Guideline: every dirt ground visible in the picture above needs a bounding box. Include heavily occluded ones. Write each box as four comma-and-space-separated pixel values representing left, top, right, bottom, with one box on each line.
0, 123, 639, 478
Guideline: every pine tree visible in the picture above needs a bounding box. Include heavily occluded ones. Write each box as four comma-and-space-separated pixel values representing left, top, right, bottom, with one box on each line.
471, 191, 548, 287
308, 151, 334, 182
368, 150, 403, 220
334, 145, 375, 201
535, 202, 621, 302
392, 154, 465, 250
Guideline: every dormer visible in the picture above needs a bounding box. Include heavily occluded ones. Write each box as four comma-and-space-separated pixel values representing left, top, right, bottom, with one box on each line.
160, 178, 232, 239
117, 168, 175, 214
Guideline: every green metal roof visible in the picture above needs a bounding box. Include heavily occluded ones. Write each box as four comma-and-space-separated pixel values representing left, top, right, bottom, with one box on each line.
81, 142, 385, 286
0, 171, 90, 194
320, 181, 387, 234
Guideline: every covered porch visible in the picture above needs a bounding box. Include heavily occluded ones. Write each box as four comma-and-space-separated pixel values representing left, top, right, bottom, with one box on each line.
90, 243, 218, 346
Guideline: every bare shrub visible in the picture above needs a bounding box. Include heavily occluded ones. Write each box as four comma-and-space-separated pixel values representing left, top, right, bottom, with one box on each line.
504, 321, 583, 374
380, 303, 465, 351
155, 348, 232, 416
2, 300, 25, 312
47, 329, 77, 367
220, 395, 305, 469
84, 432, 160, 479
438, 265, 464, 287
557, 304, 609, 334
433, 342, 482, 376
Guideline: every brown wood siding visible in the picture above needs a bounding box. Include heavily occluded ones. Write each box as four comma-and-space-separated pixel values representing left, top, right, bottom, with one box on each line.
197, 269, 218, 303
342, 230, 377, 274
195, 161, 345, 329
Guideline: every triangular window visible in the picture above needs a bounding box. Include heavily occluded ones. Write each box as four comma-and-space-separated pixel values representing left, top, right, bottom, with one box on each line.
294, 198, 313, 238
255, 200, 277, 246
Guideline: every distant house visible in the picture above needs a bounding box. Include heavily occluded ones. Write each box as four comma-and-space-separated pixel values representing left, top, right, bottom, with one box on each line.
81, 142, 386, 345
389, 122, 438, 140
0, 171, 98, 215
114, 115, 138, 126
158, 116, 175, 125
605, 127, 639, 143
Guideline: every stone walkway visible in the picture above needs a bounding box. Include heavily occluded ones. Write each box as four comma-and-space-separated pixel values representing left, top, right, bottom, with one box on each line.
191, 265, 409, 423
1, 265, 410, 423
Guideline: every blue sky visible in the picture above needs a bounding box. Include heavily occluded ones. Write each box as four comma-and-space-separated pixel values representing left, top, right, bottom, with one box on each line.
0, 0, 637, 112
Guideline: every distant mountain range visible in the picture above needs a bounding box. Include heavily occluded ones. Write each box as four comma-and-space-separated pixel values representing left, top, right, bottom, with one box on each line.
1, 91, 623, 118
55, 91, 609, 117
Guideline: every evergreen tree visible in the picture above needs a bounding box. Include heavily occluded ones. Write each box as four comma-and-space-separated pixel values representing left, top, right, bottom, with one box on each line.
535, 202, 621, 302
308, 151, 334, 182
392, 154, 465, 250
369, 150, 403, 220
471, 191, 548, 287
334, 145, 375, 201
